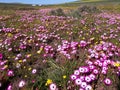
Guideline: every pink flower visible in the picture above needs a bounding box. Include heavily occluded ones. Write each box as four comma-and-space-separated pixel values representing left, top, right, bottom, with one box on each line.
89, 65, 95, 70
7, 70, 14, 76
80, 76, 85, 81
7, 85, 12, 90
84, 67, 89, 73
81, 82, 87, 88
80, 40, 87, 47
85, 85, 92, 90
104, 78, 112, 85
70, 75, 77, 80
49, 83, 57, 90
79, 67, 85, 73
93, 69, 99, 74
75, 78, 82, 85
101, 70, 107, 75
85, 76, 91, 83
19, 80, 25, 88
74, 70, 80, 76
89, 74, 96, 80
32, 69, 37, 74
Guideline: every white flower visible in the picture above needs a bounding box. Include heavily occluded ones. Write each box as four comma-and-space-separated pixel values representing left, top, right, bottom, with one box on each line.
19, 80, 25, 88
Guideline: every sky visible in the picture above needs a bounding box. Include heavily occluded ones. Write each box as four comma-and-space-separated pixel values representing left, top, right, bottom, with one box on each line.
0, 0, 77, 5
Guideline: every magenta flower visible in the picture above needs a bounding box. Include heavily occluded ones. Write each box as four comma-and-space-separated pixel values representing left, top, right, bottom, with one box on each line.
0, 53, 3, 59
49, 83, 57, 90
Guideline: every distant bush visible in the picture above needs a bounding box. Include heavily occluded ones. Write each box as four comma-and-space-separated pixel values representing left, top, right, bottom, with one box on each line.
78, 5, 101, 13
68, 5, 101, 18
49, 8, 66, 16
68, 10, 81, 18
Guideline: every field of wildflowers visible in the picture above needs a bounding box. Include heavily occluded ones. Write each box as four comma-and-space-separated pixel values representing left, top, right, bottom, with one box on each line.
0, 2, 120, 90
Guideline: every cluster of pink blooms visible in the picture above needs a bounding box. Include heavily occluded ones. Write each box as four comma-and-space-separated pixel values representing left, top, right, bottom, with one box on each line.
57, 40, 87, 59
70, 41, 120, 90
1, 27, 15, 33
0, 9, 120, 90
43, 45, 55, 57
